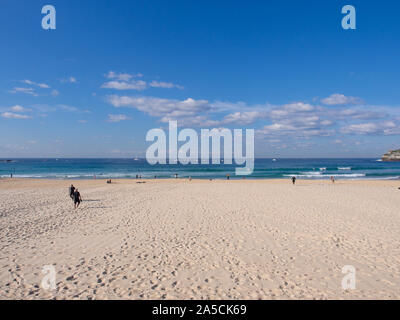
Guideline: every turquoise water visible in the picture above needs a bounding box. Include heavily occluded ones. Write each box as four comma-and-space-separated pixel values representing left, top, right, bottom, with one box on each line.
1, 158, 400, 180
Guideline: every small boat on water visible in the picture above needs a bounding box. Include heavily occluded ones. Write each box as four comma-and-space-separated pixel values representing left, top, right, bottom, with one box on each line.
272, 159, 277, 162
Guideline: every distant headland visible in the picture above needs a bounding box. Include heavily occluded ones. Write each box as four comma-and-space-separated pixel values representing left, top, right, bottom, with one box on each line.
382, 149, 400, 162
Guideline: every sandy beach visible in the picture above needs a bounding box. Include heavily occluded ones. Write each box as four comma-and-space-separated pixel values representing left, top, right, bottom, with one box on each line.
0, 178, 399, 300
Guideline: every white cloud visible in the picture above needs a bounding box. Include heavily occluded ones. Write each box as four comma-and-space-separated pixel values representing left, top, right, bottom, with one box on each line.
108, 95, 210, 119
222, 111, 267, 125
256, 100, 397, 138
51, 89, 59, 97
209, 101, 250, 112
257, 121, 333, 137
20, 104, 90, 116
337, 108, 385, 120
321, 93, 362, 105
57, 105, 90, 113
101, 80, 147, 91
341, 121, 400, 135
149, 81, 184, 90
106, 93, 400, 137
22, 80, 34, 85
102, 72, 184, 91
107, 114, 130, 122
10, 105, 32, 113
59, 105, 78, 112
107, 95, 272, 127
108, 95, 225, 126
106, 71, 137, 81
11, 80, 55, 96
258, 124, 334, 137
10, 87, 38, 96
1, 112, 31, 119
258, 102, 334, 137
61, 77, 77, 83
22, 80, 50, 88
259, 123, 296, 133
270, 102, 315, 119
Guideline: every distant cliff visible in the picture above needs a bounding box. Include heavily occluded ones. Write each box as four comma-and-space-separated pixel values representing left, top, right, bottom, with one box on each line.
382, 149, 400, 162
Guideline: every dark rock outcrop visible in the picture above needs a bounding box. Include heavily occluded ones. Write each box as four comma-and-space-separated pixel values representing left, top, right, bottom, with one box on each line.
382, 149, 400, 162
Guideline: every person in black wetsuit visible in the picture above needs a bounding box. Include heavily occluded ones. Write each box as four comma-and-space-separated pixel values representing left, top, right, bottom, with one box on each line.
292, 176, 296, 185
73, 189, 82, 209
69, 185, 75, 200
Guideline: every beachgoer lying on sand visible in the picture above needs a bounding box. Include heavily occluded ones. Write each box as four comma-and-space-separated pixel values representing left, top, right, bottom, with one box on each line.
107, 179, 112, 184
73, 189, 82, 209
69, 185, 75, 200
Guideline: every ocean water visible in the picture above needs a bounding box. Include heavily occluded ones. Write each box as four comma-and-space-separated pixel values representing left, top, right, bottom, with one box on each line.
1, 158, 400, 180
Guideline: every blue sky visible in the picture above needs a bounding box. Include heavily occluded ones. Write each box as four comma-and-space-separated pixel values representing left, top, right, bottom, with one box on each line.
1, 0, 400, 158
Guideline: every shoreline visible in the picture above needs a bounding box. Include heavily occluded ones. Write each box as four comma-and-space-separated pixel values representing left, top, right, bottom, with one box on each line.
2, 158, 400, 182
1, 177, 400, 183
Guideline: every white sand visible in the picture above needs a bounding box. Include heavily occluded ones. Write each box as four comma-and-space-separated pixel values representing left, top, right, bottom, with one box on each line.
1, 178, 400, 299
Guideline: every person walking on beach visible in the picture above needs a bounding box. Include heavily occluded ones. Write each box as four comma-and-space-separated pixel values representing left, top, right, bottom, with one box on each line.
73, 188, 82, 209
69, 185, 75, 200
291, 176, 296, 185
226, 174, 230, 180
331, 176, 335, 183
